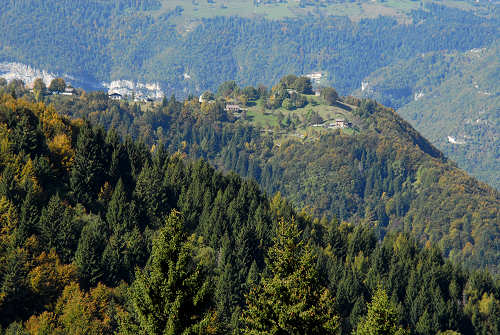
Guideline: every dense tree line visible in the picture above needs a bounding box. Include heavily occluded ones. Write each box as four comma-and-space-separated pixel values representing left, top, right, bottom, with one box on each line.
0, 94, 498, 334
2, 1, 497, 202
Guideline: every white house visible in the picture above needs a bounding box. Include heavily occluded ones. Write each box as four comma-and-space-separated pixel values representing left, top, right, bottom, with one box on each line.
109, 92, 123, 101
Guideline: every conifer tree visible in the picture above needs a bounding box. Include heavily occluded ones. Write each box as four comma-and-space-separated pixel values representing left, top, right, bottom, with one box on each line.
134, 161, 169, 229
16, 188, 39, 247
354, 286, 407, 335
11, 108, 44, 156
131, 210, 216, 335
70, 124, 106, 208
106, 179, 129, 234
103, 179, 145, 285
39, 194, 66, 252
74, 215, 107, 288
242, 218, 339, 334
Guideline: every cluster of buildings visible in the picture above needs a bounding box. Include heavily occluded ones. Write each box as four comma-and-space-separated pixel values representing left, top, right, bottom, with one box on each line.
305, 72, 323, 85
57, 87, 76, 96
224, 104, 246, 113
108, 92, 155, 102
225, 104, 249, 118
30, 86, 77, 96
312, 118, 352, 129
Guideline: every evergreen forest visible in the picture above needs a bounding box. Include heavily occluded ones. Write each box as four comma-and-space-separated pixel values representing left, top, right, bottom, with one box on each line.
27, 76, 500, 275
0, 80, 498, 333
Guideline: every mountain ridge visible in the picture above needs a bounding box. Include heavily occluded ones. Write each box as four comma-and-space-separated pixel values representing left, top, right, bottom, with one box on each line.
26, 76, 499, 274
356, 40, 499, 189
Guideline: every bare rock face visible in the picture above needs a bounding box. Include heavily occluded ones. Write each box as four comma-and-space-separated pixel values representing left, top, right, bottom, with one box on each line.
103, 80, 164, 100
0, 62, 56, 87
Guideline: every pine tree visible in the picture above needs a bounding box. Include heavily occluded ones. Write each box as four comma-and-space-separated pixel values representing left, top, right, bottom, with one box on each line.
107, 130, 133, 188
36, 193, 76, 263
56, 206, 78, 264
241, 218, 339, 335
131, 210, 216, 335
101, 179, 140, 285
354, 286, 407, 335
39, 194, 66, 252
0, 248, 33, 325
74, 215, 107, 288
134, 162, 169, 229
70, 124, 106, 208
16, 188, 39, 247
11, 108, 45, 156
106, 179, 129, 234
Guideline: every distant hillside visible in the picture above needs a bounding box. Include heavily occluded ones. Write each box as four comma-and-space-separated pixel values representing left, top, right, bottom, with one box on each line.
356, 41, 499, 189
152, 0, 496, 22
29, 76, 500, 274
2, 1, 498, 196
0, 1, 498, 96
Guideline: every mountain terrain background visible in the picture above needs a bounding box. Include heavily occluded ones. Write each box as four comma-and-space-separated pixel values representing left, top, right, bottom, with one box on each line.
1, 0, 498, 188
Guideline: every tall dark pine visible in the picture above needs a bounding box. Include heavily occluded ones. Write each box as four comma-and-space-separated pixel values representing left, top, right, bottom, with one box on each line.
102, 179, 144, 285
16, 187, 39, 247
74, 215, 107, 288
38, 194, 63, 249
134, 161, 169, 229
132, 210, 216, 335
39, 194, 75, 262
70, 124, 107, 208
242, 218, 339, 334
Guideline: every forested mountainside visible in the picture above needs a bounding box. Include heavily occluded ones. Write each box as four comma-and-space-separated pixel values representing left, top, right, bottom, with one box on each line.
356, 40, 500, 189
0, 93, 499, 335
3, 0, 498, 192
0, 1, 498, 95
17, 75, 499, 275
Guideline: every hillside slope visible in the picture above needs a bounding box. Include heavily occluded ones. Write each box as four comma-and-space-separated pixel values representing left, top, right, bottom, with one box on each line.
36, 77, 500, 274
0, 93, 499, 335
356, 41, 500, 189
2, 1, 498, 192
0, 1, 498, 95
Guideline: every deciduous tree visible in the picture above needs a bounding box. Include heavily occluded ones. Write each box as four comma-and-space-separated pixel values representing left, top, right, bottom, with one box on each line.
48, 78, 66, 93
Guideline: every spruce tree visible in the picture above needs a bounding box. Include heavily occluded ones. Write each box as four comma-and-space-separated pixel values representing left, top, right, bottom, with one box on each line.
103, 179, 146, 285
70, 124, 106, 207
241, 218, 339, 334
134, 162, 169, 229
74, 215, 107, 288
106, 179, 129, 234
354, 286, 407, 335
16, 187, 39, 247
131, 210, 216, 335
39, 194, 65, 252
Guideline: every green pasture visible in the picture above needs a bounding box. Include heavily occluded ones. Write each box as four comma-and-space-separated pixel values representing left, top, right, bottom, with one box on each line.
152, 0, 479, 22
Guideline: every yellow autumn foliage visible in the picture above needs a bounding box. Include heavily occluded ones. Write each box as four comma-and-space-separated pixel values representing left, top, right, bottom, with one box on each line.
39, 105, 70, 139
48, 133, 74, 171
28, 250, 77, 307
20, 158, 42, 193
